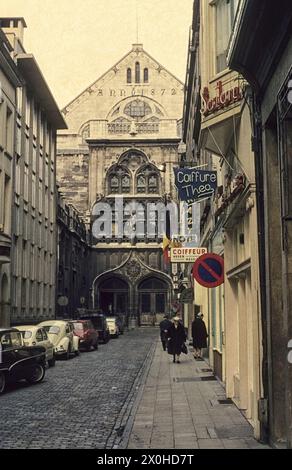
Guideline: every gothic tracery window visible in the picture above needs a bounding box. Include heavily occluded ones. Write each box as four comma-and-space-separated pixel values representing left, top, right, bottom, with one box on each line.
108, 167, 132, 194
136, 166, 160, 194
124, 100, 152, 120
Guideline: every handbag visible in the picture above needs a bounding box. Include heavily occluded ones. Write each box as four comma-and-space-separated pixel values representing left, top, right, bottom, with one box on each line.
182, 343, 188, 355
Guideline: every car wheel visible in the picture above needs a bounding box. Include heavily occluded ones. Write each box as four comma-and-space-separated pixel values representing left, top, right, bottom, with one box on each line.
0, 372, 6, 394
26, 364, 45, 384
48, 356, 56, 367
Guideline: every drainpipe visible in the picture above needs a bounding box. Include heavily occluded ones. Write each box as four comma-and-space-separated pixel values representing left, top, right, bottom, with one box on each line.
250, 90, 270, 444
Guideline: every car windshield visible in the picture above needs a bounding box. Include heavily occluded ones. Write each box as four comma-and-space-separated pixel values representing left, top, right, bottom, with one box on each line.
43, 326, 60, 335
20, 331, 32, 339
73, 323, 84, 331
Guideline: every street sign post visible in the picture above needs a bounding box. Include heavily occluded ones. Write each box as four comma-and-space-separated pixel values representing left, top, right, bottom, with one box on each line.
192, 253, 224, 288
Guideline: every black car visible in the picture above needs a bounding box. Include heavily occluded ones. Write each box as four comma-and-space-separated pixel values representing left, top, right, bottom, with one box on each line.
78, 312, 110, 344
0, 328, 46, 394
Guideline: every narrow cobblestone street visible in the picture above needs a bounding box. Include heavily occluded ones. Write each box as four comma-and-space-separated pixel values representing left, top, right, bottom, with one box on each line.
0, 327, 271, 450
0, 329, 157, 449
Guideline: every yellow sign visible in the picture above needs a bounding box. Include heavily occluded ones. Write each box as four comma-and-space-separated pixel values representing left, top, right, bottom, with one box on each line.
170, 247, 207, 263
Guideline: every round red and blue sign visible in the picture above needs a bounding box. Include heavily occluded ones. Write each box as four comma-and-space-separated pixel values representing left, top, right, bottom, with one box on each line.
192, 253, 224, 288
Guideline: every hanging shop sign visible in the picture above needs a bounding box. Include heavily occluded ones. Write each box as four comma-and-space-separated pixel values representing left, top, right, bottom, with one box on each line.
180, 288, 194, 304
171, 247, 207, 263
202, 81, 244, 117
192, 253, 224, 288
174, 168, 217, 203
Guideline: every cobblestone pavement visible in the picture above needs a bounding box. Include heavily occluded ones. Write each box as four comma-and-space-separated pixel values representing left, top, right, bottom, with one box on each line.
0, 328, 158, 449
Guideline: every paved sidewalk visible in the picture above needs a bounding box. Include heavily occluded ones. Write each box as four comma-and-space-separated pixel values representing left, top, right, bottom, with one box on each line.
127, 339, 270, 449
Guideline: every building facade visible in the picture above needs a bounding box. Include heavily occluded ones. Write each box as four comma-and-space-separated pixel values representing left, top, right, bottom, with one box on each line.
56, 192, 90, 319
57, 44, 184, 326
0, 27, 22, 327
228, 0, 292, 448
0, 18, 67, 325
183, 0, 264, 439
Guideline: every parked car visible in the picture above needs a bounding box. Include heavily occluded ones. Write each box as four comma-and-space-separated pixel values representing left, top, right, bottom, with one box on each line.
105, 314, 125, 335
38, 320, 75, 360
78, 312, 110, 344
66, 321, 80, 356
106, 317, 120, 338
17, 325, 55, 367
0, 328, 46, 394
71, 320, 99, 351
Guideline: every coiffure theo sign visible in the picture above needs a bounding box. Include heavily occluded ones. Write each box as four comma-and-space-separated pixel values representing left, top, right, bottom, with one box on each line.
202, 80, 244, 117
174, 168, 217, 203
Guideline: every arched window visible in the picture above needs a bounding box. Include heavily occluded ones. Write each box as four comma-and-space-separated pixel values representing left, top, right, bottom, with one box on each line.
127, 68, 132, 84
136, 166, 160, 194
108, 166, 132, 194
144, 68, 149, 83
135, 62, 140, 83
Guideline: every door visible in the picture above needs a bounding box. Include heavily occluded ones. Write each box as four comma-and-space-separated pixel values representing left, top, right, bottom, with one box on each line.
139, 278, 168, 326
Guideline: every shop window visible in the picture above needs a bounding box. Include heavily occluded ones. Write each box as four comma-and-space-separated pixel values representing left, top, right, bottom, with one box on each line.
215, 0, 240, 73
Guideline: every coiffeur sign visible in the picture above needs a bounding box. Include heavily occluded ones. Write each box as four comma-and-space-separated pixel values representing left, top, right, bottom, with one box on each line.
171, 247, 207, 263
174, 168, 217, 203
202, 80, 244, 117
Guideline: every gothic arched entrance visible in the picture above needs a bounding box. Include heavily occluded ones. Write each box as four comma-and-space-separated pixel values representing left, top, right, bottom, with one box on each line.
138, 277, 170, 326
98, 277, 129, 319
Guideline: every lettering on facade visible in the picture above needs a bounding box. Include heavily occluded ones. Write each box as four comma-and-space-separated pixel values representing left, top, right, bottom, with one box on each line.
93, 88, 181, 98
202, 80, 244, 117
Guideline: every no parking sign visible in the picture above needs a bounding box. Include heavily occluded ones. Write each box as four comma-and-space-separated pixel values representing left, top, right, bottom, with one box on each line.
192, 253, 224, 288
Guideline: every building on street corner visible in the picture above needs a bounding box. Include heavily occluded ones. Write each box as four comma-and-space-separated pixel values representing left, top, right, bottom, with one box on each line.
57, 44, 184, 326
0, 18, 67, 326
0, 26, 22, 327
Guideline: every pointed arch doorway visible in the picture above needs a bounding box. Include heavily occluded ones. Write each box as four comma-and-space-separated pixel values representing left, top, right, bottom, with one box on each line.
138, 277, 170, 326
98, 277, 129, 318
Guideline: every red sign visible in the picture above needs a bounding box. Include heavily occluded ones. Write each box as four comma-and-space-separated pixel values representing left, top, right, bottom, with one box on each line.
193, 253, 224, 288
202, 81, 243, 117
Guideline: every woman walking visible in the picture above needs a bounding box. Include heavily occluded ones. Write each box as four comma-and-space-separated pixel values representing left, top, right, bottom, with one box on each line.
192, 313, 208, 359
167, 316, 187, 364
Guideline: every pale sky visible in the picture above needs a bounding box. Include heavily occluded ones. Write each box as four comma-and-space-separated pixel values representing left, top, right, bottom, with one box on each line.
0, 0, 194, 108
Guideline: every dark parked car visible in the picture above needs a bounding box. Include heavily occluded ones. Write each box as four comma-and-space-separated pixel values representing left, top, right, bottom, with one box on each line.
0, 328, 46, 394
78, 312, 110, 344
71, 320, 99, 351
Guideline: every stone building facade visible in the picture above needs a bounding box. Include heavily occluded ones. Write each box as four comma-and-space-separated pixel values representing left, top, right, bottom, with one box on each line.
57, 44, 184, 325
0, 18, 67, 325
56, 192, 90, 319
0, 26, 22, 327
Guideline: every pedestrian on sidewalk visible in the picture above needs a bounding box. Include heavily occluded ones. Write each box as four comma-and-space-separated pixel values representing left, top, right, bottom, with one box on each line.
192, 313, 208, 359
159, 315, 172, 351
167, 316, 187, 364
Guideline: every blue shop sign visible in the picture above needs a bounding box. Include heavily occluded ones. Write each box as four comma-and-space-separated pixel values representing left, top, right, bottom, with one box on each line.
174, 168, 217, 203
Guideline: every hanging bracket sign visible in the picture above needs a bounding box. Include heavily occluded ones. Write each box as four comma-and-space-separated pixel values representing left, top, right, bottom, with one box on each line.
174, 168, 217, 203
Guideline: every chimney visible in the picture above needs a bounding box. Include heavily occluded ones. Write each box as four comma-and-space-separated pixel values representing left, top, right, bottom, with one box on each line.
0, 17, 27, 55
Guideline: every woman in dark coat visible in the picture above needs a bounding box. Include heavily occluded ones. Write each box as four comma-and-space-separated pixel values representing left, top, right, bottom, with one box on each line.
167, 317, 187, 363
192, 313, 208, 359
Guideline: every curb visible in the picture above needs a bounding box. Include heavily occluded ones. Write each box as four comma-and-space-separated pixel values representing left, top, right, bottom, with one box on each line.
107, 337, 157, 449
